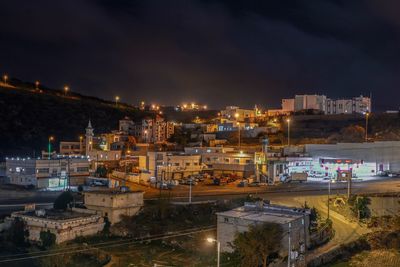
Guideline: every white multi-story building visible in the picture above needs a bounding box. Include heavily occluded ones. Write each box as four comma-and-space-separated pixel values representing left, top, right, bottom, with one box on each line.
326, 95, 371, 114
282, 98, 295, 111
294, 94, 327, 112
6, 157, 90, 188
279, 94, 371, 115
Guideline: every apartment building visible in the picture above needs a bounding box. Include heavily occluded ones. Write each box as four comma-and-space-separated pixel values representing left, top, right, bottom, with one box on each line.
119, 116, 174, 143
6, 157, 90, 188
326, 95, 371, 114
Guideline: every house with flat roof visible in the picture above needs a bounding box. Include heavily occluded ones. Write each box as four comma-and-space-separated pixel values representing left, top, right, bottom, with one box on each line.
216, 202, 310, 260
10, 208, 104, 244
84, 189, 144, 224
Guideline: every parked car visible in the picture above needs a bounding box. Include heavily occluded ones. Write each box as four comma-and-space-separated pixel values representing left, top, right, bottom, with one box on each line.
237, 180, 248, 187
248, 181, 260, 187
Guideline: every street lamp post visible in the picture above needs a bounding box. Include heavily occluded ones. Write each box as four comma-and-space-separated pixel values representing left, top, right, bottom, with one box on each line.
115, 96, 120, 107
35, 81, 40, 90
236, 122, 241, 149
64, 85, 69, 96
207, 237, 220, 267
366, 113, 369, 140
79, 136, 83, 154
3, 74, 8, 84
48, 136, 54, 160
286, 119, 290, 146
328, 178, 331, 220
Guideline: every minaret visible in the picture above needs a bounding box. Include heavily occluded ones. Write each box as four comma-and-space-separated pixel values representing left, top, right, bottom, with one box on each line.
85, 120, 94, 155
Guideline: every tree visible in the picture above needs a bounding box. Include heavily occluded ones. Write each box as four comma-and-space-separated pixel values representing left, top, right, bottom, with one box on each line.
53, 191, 74, 210
349, 196, 371, 220
7, 217, 29, 247
102, 216, 111, 235
95, 165, 108, 178
40, 230, 56, 248
231, 222, 283, 267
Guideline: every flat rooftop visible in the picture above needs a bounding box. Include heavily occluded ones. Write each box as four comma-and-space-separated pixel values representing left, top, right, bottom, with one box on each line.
85, 189, 144, 195
217, 204, 308, 225
20, 209, 94, 220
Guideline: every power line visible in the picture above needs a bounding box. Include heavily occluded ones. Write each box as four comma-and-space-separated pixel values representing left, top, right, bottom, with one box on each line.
0, 226, 216, 263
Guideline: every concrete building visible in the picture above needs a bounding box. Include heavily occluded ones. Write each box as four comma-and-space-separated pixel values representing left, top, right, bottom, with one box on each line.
10, 208, 104, 244
84, 189, 144, 224
147, 151, 203, 180
326, 95, 371, 114
6, 157, 90, 188
216, 202, 310, 258
294, 94, 327, 112
282, 98, 295, 111
304, 141, 400, 175
59, 141, 84, 155
277, 94, 371, 115
201, 151, 255, 178
126, 116, 174, 143
220, 106, 256, 122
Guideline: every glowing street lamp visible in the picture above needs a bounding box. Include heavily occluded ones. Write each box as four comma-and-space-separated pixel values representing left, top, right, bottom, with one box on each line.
64, 85, 69, 96
3, 74, 8, 84
48, 136, 54, 160
236, 122, 241, 149
35, 81, 40, 90
286, 118, 291, 146
206, 237, 220, 267
115, 96, 120, 106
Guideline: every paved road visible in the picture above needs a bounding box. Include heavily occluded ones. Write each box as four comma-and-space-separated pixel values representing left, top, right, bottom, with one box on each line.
1, 178, 400, 210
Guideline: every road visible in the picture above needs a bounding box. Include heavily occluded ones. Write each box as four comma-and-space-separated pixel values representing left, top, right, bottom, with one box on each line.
2, 177, 400, 214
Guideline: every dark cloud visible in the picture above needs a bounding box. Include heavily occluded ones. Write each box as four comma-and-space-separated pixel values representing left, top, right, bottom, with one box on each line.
0, 0, 399, 110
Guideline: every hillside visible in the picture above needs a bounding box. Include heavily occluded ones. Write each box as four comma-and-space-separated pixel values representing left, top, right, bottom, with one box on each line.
0, 78, 149, 158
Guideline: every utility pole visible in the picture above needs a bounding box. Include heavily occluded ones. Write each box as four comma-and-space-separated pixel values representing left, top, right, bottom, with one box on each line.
189, 179, 192, 204
328, 178, 331, 220
287, 222, 291, 267
286, 119, 290, 146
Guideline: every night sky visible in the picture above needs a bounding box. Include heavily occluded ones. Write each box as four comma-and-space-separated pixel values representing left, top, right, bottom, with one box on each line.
1, 0, 399, 110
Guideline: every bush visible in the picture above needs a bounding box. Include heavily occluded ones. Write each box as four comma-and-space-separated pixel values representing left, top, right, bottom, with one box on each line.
40, 230, 56, 248
54, 191, 74, 210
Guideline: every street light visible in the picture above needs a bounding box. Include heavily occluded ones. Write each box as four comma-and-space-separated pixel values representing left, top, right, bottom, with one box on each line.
236, 122, 241, 149
365, 112, 370, 142
115, 96, 120, 106
286, 118, 291, 146
3, 74, 8, 84
144, 130, 148, 143
48, 136, 54, 160
207, 237, 220, 267
64, 85, 69, 96
35, 81, 40, 90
